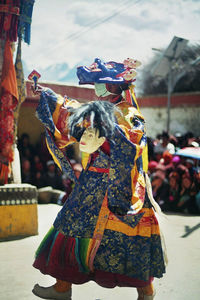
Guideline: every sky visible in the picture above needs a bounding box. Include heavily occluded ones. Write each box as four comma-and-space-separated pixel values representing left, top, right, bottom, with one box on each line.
22, 0, 200, 85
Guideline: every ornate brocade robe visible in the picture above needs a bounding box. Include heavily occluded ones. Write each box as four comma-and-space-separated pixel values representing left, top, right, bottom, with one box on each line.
34, 89, 165, 283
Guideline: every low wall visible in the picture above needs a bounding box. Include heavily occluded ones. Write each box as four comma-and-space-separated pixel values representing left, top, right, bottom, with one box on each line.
19, 82, 200, 142
0, 184, 38, 240
142, 106, 200, 138
138, 92, 200, 137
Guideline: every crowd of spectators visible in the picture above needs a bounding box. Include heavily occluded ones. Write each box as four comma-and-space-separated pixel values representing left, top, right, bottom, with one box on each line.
18, 131, 200, 214
17, 133, 82, 204
147, 131, 200, 215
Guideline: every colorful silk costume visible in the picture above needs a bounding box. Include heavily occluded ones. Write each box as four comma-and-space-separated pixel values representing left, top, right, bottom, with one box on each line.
33, 87, 166, 288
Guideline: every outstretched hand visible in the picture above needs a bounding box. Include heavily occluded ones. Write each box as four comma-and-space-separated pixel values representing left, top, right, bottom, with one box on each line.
31, 84, 44, 95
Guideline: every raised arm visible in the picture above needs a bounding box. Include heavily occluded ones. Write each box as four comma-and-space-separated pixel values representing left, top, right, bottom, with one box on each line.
35, 87, 80, 182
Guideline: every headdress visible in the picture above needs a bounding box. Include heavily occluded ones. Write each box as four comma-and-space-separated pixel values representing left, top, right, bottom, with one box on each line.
77, 58, 141, 85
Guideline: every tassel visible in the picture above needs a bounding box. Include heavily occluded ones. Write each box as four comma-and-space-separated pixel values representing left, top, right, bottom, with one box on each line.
0, 1, 20, 42
75, 238, 84, 272
88, 239, 101, 272
18, 0, 35, 44
79, 238, 90, 273
0, 163, 9, 184
145, 173, 163, 216
145, 173, 168, 266
46, 230, 59, 265
35, 227, 56, 258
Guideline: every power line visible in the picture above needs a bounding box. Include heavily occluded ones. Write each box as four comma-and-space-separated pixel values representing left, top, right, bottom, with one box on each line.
39, 0, 142, 59
65, 0, 134, 41
65, 0, 141, 42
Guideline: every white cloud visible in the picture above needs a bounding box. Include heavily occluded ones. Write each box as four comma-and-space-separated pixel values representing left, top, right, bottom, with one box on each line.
22, 0, 200, 82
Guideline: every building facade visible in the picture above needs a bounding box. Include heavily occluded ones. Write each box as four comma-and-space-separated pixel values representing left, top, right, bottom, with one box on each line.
18, 81, 200, 145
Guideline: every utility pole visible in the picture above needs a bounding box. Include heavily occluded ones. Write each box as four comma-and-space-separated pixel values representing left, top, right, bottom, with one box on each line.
167, 63, 172, 133
151, 36, 188, 133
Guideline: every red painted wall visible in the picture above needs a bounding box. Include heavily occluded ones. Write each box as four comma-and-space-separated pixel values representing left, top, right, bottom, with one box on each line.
24, 81, 200, 108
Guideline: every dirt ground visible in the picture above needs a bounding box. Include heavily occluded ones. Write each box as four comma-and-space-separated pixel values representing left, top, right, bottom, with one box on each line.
0, 205, 199, 300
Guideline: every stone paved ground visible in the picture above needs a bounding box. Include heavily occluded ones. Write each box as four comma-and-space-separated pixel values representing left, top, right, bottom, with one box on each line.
0, 204, 199, 300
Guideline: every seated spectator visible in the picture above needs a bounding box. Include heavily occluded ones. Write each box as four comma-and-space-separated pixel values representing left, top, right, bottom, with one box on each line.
168, 172, 181, 212
162, 151, 173, 165
172, 155, 188, 177
174, 132, 183, 148
185, 158, 196, 179
172, 155, 181, 167
196, 192, 200, 213
33, 171, 44, 189
177, 172, 198, 214
188, 139, 199, 147
154, 149, 163, 163
21, 158, 34, 185
148, 130, 200, 215
62, 174, 74, 198
151, 170, 169, 211
154, 131, 175, 156
73, 163, 82, 179
195, 172, 200, 214
60, 177, 74, 206
60, 163, 83, 205
148, 160, 158, 175
41, 160, 65, 191
168, 134, 178, 151
184, 131, 195, 147
194, 169, 200, 191
18, 133, 36, 163
156, 151, 174, 177
33, 155, 44, 173
35, 133, 52, 166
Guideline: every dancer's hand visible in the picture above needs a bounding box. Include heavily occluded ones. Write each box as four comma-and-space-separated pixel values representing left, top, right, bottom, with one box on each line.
127, 199, 143, 214
31, 84, 44, 95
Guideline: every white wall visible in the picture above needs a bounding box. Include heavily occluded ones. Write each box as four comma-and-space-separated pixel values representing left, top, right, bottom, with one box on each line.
141, 106, 200, 138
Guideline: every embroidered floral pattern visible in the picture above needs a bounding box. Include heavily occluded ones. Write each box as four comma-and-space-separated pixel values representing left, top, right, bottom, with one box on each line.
34, 88, 166, 284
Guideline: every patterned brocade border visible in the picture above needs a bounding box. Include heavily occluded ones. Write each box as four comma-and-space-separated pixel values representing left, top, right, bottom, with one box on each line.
0, 198, 37, 206
0, 186, 38, 206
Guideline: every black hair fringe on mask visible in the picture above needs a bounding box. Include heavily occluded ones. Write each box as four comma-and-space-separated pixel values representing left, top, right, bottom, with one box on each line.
67, 101, 119, 141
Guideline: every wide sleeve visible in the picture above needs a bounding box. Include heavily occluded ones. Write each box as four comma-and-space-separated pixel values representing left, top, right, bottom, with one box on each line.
36, 88, 79, 182
108, 105, 148, 216
107, 125, 140, 214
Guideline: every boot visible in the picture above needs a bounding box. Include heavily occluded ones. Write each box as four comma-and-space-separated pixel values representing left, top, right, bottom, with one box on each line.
137, 291, 156, 300
32, 283, 72, 300
137, 283, 156, 300
144, 293, 156, 300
